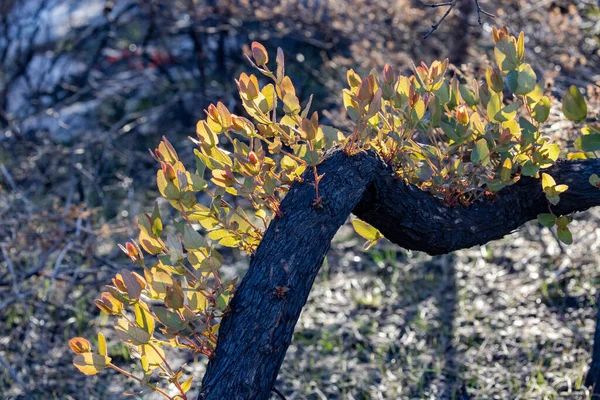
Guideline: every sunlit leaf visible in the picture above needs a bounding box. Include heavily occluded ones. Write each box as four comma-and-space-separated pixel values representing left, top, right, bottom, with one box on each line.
139, 344, 165, 372
506, 64, 536, 95
97, 333, 107, 357
115, 318, 151, 345
69, 338, 91, 354
73, 353, 111, 376
134, 303, 155, 336
351, 219, 382, 241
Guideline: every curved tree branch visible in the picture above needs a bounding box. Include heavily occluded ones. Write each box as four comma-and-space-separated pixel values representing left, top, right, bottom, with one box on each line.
199, 149, 600, 399
355, 155, 600, 254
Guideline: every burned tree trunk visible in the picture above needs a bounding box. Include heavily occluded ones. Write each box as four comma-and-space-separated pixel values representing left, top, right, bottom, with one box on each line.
199, 149, 600, 399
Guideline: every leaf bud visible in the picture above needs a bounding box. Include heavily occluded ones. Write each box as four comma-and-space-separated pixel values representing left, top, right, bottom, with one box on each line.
251, 42, 269, 66
383, 64, 395, 85
456, 105, 470, 125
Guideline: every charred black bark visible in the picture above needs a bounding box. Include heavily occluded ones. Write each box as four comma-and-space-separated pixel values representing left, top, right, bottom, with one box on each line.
199, 150, 380, 399
199, 149, 600, 399
354, 157, 600, 255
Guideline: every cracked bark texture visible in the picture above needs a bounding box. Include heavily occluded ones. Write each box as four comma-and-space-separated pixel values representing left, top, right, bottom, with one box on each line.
199, 149, 600, 399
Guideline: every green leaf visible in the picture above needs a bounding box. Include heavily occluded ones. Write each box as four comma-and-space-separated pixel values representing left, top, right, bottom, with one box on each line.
153, 307, 186, 331
351, 219, 382, 241
532, 96, 550, 123
73, 353, 111, 376
506, 64, 537, 95
321, 125, 345, 147
496, 102, 519, 122
541, 173, 567, 205
343, 90, 360, 122
156, 170, 180, 200
471, 138, 490, 166
166, 233, 183, 264
521, 160, 539, 177
183, 225, 206, 250
459, 85, 478, 107
487, 93, 502, 123
115, 318, 151, 345
487, 179, 507, 192
262, 84, 276, 112
590, 174, 600, 188
519, 117, 538, 146
574, 133, 600, 152
434, 81, 450, 104
557, 226, 573, 245
495, 38, 520, 72
562, 85, 587, 122
217, 290, 231, 310
537, 213, 556, 228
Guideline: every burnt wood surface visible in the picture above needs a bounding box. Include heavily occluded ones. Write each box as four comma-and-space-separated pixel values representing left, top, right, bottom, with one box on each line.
199, 149, 600, 399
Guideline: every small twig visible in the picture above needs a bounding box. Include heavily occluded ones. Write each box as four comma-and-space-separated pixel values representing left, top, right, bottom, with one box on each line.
0, 352, 29, 392
270, 387, 287, 400
474, 0, 495, 25
0, 163, 33, 213
423, 0, 458, 39
1, 245, 20, 296
43, 239, 75, 302
422, 0, 495, 39
0, 290, 31, 312
422, 1, 454, 6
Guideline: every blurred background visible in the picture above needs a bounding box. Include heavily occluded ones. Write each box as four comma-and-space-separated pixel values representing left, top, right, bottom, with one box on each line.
1, 0, 600, 398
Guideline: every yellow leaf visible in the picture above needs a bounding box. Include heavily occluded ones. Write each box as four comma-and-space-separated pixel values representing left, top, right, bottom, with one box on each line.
134, 303, 155, 336
541, 173, 556, 190
555, 184, 569, 193
157, 140, 178, 163
188, 290, 208, 312
149, 267, 173, 295
567, 152, 587, 160
138, 229, 162, 255
139, 344, 164, 372
73, 353, 111, 376
218, 236, 241, 247
196, 121, 218, 146
517, 31, 525, 60
181, 377, 193, 393
97, 333, 107, 357
351, 219, 382, 241
501, 158, 512, 182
